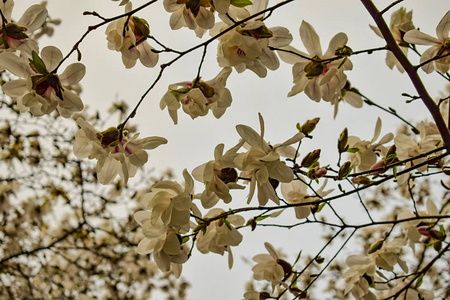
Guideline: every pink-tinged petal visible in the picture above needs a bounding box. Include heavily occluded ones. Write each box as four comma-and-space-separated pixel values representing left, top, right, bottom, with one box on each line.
324, 32, 348, 58
2, 79, 27, 97
300, 21, 322, 57
137, 42, 159, 68
17, 4, 48, 32
305, 78, 321, 102
0, 52, 31, 77
320, 67, 337, 86
182, 7, 196, 30
195, 7, 215, 29
41, 46, 63, 72
436, 10, 450, 40
404, 29, 440, 45
169, 8, 185, 30
59, 63, 86, 85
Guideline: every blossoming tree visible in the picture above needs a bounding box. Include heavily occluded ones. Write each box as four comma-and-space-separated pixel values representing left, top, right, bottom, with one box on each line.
0, 0, 449, 299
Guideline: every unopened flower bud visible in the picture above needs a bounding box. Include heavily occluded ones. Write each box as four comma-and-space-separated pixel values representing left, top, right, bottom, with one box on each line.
351, 176, 372, 185
337, 128, 348, 153
338, 161, 352, 179
298, 117, 320, 135
301, 149, 321, 168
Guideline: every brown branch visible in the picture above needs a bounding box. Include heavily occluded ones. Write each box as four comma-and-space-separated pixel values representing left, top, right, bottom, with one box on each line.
360, 0, 450, 152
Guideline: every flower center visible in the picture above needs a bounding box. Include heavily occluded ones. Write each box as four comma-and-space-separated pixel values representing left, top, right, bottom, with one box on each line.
0, 23, 28, 49
216, 167, 238, 184
31, 74, 64, 100
304, 56, 326, 79
177, 0, 212, 17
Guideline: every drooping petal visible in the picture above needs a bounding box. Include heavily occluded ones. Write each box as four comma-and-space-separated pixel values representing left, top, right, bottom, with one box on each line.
137, 42, 159, 68
59, 63, 86, 85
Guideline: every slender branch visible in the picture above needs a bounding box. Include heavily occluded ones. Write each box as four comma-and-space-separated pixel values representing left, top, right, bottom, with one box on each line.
360, 0, 450, 151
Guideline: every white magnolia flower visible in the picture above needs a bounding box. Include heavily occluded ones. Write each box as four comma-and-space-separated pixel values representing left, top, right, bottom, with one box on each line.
192, 142, 245, 208
281, 176, 332, 219
279, 21, 352, 102
404, 10, 450, 74
394, 121, 442, 185
0, 1, 48, 56
105, 3, 159, 68
0, 46, 85, 117
212, 0, 292, 77
234, 113, 304, 205
196, 208, 244, 268
73, 117, 167, 184
251, 242, 285, 292
370, 7, 415, 73
343, 255, 377, 300
134, 211, 188, 277
160, 67, 233, 124
163, 0, 215, 38
139, 169, 194, 233
348, 118, 393, 172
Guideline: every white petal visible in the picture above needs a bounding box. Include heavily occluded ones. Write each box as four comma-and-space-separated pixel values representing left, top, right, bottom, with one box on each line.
41, 46, 63, 72
300, 21, 322, 57
60, 63, 86, 85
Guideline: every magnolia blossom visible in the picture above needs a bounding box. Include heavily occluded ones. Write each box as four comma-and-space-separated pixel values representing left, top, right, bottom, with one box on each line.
134, 211, 188, 277
370, 7, 415, 73
138, 169, 194, 233
343, 255, 377, 299
347, 118, 393, 172
160, 68, 233, 124
251, 242, 286, 292
192, 142, 245, 208
371, 238, 408, 272
404, 10, 450, 74
163, 0, 215, 38
279, 21, 353, 102
105, 3, 159, 68
0, 46, 85, 117
0, 1, 47, 56
394, 121, 442, 185
73, 117, 167, 184
234, 113, 304, 205
196, 208, 244, 268
281, 176, 332, 219
213, 20, 292, 78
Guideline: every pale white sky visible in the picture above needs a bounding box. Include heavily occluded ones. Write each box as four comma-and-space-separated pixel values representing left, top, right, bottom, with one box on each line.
14, 1, 450, 299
